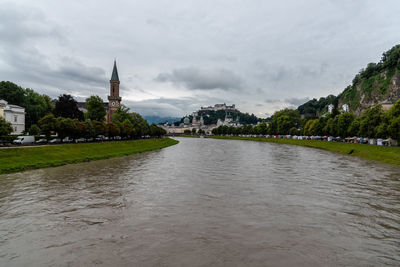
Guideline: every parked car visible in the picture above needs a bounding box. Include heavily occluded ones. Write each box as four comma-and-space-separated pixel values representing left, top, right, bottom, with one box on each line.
13, 136, 35, 145
96, 135, 105, 141
75, 138, 86, 143
35, 138, 48, 144
49, 138, 61, 144
86, 138, 94, 142
63, 137, 73, 143
114, 136, 122, 140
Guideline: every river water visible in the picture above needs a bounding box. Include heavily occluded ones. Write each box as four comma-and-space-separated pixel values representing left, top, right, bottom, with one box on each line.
0, 137, 399, 266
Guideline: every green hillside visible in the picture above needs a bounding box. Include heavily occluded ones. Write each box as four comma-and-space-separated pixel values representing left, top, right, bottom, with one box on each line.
298, 45, 400, 117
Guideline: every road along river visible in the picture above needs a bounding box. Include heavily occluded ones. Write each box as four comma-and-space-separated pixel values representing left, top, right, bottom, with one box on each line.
0, 137, 399, 266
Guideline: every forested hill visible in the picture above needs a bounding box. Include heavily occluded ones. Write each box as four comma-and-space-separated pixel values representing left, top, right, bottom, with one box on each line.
298, 44, 400, 117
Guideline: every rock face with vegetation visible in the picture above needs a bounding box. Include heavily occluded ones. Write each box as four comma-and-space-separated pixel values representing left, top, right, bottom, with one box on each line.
298, 45, 400, 117
339, 45, 400, 115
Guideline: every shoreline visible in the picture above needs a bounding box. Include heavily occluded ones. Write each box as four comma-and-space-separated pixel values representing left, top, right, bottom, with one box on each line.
209, 136, 400, 166
0, 138, 179, 175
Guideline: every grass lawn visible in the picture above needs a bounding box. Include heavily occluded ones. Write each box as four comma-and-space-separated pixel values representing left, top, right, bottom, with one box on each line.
0, 138, 179, 174
211, 136, 400, 166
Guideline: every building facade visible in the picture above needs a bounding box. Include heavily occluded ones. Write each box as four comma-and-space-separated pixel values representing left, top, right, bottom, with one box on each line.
0, 100, 25, 134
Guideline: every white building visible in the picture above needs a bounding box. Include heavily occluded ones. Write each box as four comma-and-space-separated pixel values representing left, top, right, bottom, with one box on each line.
328, 104, 334, 114
0, 100, 25, 134
342, 104, 349, 113
200, 103, 236, 112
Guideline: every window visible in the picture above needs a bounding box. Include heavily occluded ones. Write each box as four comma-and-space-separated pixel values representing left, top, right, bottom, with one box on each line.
14, 127, 17, 132
113, 86, 115, 94
14, 115, 17, 122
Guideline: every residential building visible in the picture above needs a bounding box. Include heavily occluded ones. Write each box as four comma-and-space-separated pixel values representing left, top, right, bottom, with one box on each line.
0, 100, 25, 134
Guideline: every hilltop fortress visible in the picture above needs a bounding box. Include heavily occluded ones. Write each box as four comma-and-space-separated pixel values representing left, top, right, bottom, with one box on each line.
161, 103, 242, 135
200, 103, 236, 112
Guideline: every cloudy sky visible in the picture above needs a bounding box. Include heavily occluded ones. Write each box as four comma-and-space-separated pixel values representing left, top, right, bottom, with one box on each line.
1, 0, 399, 117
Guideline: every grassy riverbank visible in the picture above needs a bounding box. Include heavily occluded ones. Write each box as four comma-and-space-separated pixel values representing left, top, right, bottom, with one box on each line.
211, 136, 400, 166
0, 138, 179, 174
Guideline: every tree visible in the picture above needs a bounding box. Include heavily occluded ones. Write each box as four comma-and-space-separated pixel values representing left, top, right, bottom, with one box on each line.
257, 121, 268, 135
358, 105, 384, 137
38, 114, 57, 139
130, 112, 149, 138
0, 118, 13, 136
348, 117, 360, 137
28, 124, 41, 135
121, 119, 133, 138
73, 120, 87, 139
375, 123, 388, 138
0, 82, 54, 129
388, 116, 400, 141
336, 113, 355, 137
269, 109, 300, 135
54, 94, 83, 120
303, 119, 318, 136
55, 117, 75, 140
184, 129, 191, 134
84, 120, 96, 138
112, 105, 132, 123
86, 95, 106, 121
106, 122, 120, 137
92, 120, 106, 136
149, 124, 165, 137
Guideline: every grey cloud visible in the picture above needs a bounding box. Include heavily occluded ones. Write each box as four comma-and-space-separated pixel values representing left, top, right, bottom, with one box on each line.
155, 67, 243, 91
2, 0, 400, 118
124, 95, 228, 117
284, 97, 310, 106
265, 99, 278, 104
0, 4, 65, 46
0, 4, 108, 98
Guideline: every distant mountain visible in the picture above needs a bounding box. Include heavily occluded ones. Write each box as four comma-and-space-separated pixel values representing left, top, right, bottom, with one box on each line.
298, 44, 400, 117
143, 115, 181, 125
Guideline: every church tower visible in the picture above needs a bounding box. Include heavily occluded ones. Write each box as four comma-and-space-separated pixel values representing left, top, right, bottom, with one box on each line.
107, 60, 122, 122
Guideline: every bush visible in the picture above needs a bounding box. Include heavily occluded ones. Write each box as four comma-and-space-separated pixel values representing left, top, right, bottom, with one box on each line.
28, 124, 41, 135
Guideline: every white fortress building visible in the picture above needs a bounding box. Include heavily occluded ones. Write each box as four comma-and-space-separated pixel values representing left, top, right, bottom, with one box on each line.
200, 103, 236, 112
161, 106, 242, 135
0, 100, 25, 134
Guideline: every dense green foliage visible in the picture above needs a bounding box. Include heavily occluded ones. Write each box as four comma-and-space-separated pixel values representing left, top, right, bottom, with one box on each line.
0, 81, 166, 139
297, 95, 337, 117
36, 106, 166, 141
0, 118, 12, 136
0, 81, 54, 129
212, 99, 400, 141
0, 138, 178, 174
28, 124, 41, 135
211, 136, 400, 166
85, 95, 106, 121
54, 94, 84, 120
297, 45, 400, 115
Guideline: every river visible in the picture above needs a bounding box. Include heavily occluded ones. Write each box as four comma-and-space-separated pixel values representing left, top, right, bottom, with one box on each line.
0, 137, 399, 266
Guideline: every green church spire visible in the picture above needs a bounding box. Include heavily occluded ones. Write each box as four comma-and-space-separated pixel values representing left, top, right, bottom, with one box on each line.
111, 59, 119, 81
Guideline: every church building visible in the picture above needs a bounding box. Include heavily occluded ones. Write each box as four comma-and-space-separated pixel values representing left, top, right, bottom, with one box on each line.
107, 60, 122, 123
77, 60, 123, 123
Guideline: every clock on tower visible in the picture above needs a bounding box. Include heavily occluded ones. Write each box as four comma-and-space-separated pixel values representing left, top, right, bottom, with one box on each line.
107, 60, 122, 123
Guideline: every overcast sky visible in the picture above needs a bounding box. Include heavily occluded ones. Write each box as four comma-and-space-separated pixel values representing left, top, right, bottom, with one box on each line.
1, 0, 399, 117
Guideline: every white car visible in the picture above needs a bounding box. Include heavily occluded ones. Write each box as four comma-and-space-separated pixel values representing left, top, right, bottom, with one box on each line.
13, 136, 35, 145
63, 137, 73, 143
49, 138, 61, 144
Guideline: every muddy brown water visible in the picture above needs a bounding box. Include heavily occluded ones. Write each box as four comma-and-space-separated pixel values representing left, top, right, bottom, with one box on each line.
0, 137, 399, 266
